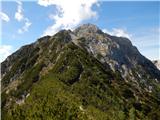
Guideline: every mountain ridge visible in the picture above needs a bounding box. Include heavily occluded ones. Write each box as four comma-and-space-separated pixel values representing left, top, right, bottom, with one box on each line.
1, 23, 160, 120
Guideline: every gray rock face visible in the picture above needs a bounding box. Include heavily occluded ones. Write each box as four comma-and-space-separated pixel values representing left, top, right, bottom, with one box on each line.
153, 60, 160, 70
74, 23, 103, 36
73, 24, 160, 82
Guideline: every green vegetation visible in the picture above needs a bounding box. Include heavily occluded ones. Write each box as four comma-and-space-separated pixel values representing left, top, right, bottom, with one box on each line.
2, 32, 160, 120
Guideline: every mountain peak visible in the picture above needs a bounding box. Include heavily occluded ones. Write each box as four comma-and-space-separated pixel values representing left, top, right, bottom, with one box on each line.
2, 23, 160, 120
77, 23, 99, 30
74, 23, 103, 36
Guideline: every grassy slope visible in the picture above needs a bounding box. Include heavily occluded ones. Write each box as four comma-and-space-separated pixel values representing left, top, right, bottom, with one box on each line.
2, 41, 160, 120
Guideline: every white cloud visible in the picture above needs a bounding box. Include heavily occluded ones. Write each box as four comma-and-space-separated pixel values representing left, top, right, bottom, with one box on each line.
0, 45, 13, 62
0, 12, 10, 22
15, 0, 32, 34
103, 28, 132, 39
38, 0, 99, 36
18, 18, 32, 34
15, 0, 24, 21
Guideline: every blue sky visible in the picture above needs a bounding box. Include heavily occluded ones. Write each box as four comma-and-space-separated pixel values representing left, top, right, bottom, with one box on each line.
0, 0, 159, 62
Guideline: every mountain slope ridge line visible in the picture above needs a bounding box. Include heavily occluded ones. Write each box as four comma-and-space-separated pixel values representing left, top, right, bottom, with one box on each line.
1, 23, 160, 120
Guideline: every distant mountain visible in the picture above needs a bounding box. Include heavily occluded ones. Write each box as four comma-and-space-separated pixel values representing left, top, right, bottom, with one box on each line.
1, 24, 160, 120
153, 60, 160, 70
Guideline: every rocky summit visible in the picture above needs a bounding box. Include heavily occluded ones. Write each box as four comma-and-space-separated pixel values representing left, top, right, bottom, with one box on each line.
1, 24, 160, 120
